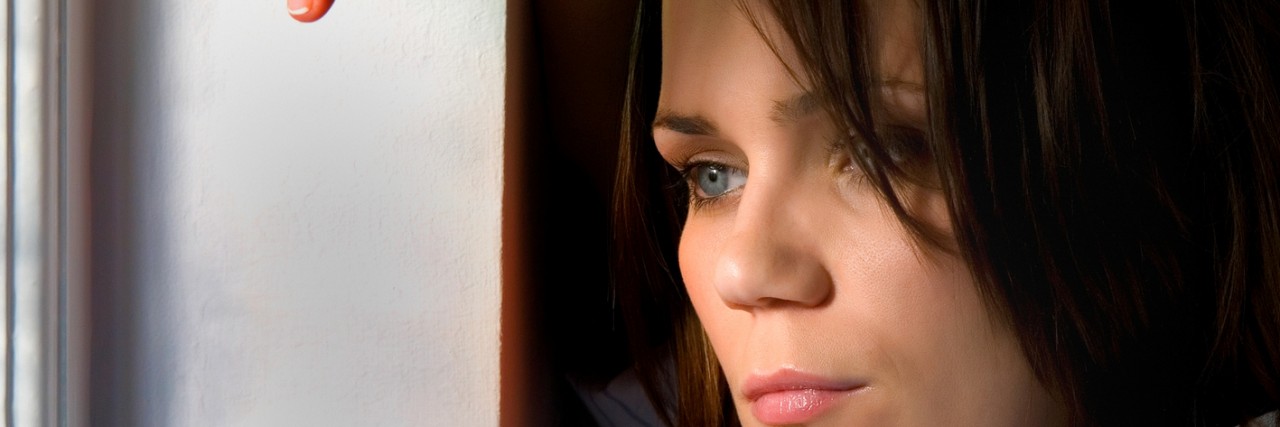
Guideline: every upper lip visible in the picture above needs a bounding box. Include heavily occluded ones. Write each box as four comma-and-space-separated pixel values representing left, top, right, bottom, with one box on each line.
742, 368, 867, 402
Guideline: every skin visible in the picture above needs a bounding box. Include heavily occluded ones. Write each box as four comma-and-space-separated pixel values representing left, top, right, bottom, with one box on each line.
653, 0, 1066, 426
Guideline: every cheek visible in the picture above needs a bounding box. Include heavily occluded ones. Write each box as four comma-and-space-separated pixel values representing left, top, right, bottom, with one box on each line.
827, 220, 977, 368
859, 255, 990, 377
676, 214, 761, 382
845, 244, 1034, 423
677, 216, 734, 336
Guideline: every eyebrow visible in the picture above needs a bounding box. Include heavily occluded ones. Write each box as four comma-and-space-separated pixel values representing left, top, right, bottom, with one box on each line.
652, 111, 719, 136
652, 91, 819, 137
769, 91, 820, 124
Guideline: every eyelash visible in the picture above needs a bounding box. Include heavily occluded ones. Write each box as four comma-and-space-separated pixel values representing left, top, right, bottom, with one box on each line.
827, 136, 865, 177
836, 126, 932, 181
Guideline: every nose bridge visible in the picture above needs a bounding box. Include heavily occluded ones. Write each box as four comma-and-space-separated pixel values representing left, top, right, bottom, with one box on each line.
713, 176, 833, 309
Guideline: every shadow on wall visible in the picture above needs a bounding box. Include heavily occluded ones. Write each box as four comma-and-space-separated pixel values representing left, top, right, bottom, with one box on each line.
505, 0, 639, 425
90, 0, 168, 424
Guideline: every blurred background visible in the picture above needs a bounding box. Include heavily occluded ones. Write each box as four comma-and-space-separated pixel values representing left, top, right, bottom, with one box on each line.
5, 0, 635, 425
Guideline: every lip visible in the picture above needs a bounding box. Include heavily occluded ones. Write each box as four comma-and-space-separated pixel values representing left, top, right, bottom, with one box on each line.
743, 369, 866, 425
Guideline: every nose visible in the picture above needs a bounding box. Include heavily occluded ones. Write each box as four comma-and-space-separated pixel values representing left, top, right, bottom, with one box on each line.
712, 189, 833, 309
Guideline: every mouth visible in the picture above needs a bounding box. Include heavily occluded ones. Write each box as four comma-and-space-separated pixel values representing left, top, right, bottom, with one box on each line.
743, 369, 867, 425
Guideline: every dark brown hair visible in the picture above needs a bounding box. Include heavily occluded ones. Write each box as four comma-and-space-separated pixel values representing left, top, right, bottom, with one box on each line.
612, 0, 1280, 426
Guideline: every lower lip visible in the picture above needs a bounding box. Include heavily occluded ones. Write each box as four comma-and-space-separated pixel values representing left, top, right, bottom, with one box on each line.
750, 388, 854, 425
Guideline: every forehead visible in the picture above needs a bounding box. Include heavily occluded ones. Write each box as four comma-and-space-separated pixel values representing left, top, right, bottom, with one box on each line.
658, 0, 808, 125
657, 0, 927, 126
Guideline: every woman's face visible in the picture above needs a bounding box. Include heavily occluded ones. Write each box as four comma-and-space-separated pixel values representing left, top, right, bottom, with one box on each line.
653, 1, 1064, 426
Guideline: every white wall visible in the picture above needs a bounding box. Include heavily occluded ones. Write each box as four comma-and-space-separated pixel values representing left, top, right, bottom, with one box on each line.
89, 1, 504, 425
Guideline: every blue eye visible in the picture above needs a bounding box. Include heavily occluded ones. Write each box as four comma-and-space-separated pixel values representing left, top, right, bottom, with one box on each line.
688, 163, 747, 199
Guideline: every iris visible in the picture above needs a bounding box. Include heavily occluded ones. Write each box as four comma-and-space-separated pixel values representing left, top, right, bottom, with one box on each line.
691, 163, 746, 198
